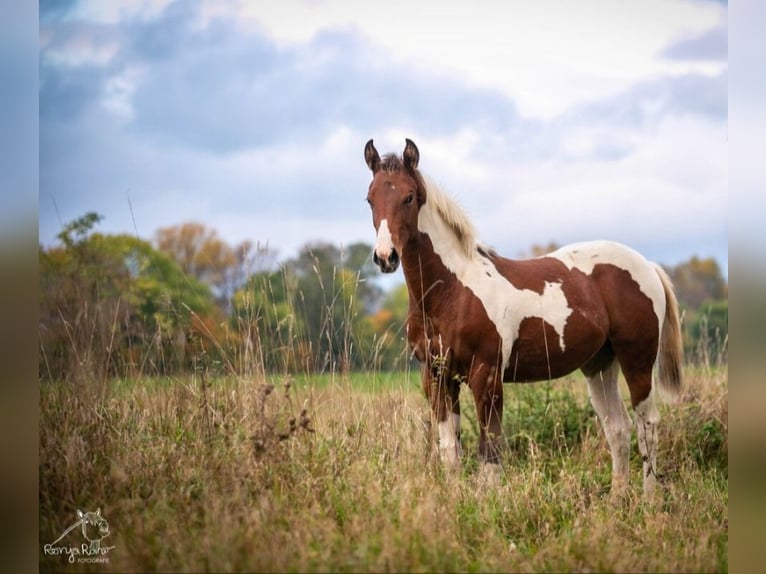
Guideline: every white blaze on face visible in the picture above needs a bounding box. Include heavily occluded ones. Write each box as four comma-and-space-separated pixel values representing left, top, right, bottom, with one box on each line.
375, 219, 395, 260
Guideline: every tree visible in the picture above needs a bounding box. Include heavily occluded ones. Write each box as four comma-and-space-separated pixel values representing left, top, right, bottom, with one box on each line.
230, 241, 384, 374
155, 222, 273, 309
155, 223, 229, 281
667, 256, 727, 310
40, 214, 218, 381
285, 242, 369, 373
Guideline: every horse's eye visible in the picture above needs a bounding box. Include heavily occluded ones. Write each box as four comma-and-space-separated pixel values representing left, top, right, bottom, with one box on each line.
366, 198, 373, 208
403, 194, 414, 205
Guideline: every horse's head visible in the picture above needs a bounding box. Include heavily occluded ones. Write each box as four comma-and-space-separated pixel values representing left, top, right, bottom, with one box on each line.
77, 508, 110, 542
364, 138, 426, 273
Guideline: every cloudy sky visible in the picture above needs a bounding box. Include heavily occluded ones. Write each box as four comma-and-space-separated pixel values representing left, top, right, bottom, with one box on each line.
39, 0, 728, 276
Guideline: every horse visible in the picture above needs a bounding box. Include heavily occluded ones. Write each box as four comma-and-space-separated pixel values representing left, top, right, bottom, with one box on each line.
363, 138, 683, 496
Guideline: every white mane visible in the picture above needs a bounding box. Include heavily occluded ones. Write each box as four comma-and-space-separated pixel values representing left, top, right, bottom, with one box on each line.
419, 176, 478, 259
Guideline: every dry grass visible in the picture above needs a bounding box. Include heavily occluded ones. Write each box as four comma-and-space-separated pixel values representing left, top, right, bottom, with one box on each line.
39, 368, 727, 573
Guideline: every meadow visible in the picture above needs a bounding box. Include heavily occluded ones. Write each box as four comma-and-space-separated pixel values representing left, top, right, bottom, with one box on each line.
39, 364, 727, 572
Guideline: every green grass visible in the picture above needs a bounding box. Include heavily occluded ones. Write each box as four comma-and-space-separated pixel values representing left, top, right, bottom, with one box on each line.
39, 368, 727, 572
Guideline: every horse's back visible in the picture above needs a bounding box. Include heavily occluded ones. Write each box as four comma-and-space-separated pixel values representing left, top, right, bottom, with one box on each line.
547, 240, 666, 328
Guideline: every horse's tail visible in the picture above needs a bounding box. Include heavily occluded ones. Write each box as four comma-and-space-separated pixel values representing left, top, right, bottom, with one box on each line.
654, 264, 684, 399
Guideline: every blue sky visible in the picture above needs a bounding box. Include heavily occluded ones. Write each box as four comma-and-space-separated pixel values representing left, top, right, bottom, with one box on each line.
39, 0, 728, 275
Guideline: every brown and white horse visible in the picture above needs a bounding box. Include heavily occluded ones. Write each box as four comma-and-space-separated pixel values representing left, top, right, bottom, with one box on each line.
364, 138, 683, 495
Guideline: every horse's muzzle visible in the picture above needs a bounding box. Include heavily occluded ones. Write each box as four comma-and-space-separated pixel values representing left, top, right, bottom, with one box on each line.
373, 248, 400, 273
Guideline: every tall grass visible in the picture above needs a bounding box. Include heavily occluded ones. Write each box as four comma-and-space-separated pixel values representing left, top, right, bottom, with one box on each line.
40, 366, 727, 572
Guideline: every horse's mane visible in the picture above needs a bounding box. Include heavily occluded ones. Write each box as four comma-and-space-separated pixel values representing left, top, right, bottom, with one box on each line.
380, 152, 478, 258
421, 176, 478, 258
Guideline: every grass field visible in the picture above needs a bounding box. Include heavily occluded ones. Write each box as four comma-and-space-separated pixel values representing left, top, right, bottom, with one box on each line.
39, 366, 727, 572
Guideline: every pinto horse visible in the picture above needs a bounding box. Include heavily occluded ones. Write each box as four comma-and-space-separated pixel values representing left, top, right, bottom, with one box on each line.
364, 138, 683, 495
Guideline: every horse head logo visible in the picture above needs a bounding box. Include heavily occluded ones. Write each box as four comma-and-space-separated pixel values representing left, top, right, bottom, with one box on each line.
76, 508, 110, 551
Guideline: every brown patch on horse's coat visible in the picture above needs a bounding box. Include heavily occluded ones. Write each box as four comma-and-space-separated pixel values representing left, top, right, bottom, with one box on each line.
508, 316, 603, 382
484, 253, 569, 294
403, 235, 503, 374
580, 341, 616, 378
589, 264, 660, 406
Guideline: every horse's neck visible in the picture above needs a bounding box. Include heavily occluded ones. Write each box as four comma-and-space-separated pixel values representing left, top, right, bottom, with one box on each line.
401, 232, 461, 312
402, 196, 478, 312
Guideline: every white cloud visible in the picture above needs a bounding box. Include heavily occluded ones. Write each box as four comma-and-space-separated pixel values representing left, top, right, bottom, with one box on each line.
468, 114, 727, 263
229, 0, 726, 118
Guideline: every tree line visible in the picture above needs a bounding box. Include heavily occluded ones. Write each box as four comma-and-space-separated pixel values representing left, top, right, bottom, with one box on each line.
39, 214, 727, 382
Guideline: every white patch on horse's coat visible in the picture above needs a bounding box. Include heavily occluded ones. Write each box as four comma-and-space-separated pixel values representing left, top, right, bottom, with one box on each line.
548, 240, 665, 326
375, 219, 395, 260
418, 186, 572, 369
437, 420, 455, 448
438, 413, 462, 463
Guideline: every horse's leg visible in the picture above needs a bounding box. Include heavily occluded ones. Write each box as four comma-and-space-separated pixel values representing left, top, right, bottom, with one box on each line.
584, 359, 632, 496
614, 343, 661, 498
633, 388, 660, 496
422, 363, 462, 467
468, 363, 503, 466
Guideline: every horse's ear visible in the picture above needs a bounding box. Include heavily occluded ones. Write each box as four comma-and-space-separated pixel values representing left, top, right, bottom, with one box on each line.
403, 138, 419, 171
364, 139, 381, 173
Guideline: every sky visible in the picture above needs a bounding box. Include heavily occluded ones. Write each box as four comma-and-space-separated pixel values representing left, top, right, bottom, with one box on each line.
38, 0, 728, 279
